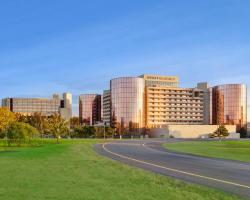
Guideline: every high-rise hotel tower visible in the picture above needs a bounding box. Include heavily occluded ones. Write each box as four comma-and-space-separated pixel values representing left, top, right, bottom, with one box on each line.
103, 74, 246, 134
106, 74, 211, 134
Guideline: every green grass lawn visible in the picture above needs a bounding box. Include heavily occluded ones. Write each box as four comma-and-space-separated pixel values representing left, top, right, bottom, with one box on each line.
0, 139, 246, 200
164, 140, 250, 163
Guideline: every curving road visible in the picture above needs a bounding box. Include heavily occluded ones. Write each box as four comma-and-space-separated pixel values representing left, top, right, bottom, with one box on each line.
95, 139, 250, 198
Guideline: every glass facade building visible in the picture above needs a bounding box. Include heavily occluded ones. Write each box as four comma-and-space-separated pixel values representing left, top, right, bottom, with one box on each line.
212, 84, 247, 131
79, 94, 102, 125
110, 77, 145, 134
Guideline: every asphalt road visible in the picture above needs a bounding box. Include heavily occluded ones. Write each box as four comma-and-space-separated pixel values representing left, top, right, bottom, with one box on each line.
95, 139, 250, 198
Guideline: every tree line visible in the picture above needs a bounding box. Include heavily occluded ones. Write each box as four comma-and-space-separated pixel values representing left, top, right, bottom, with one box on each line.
0, 107, 114, 146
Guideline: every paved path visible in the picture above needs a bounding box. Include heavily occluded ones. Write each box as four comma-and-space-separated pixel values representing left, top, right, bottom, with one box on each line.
95, 139, 250, 198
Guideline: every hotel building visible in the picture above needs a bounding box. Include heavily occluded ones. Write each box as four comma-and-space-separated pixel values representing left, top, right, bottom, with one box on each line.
2, 93, 72, 120
145, 84, 210, 128
108, 75, 211, 133
79, 94, 102, 125
103, 74, 247, 136
105, 75, 209, 134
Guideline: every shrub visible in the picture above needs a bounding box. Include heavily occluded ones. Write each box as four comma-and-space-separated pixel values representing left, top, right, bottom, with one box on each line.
5, 122, 39, 145
72, 126, 95, 138
209, 125, 229, 139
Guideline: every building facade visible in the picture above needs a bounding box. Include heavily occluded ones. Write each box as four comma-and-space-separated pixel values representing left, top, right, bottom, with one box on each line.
149, 125, 237, 138
110, 77, 145, 134
141, 75, 210, 128
139, 74, 179, 88
59, 93, 73, 120
196, 82, 211, 125
75, 74, 247, 138
79, 94, 102, 125
106, 75, 214, 135
247, 122, 250, 136
212, 84, 247, 132
102, 90, 111, 126
2, 93, 72, 120
145, 86, 207, 128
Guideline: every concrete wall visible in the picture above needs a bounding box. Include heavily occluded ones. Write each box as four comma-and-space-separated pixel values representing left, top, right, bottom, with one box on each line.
59, 108, 72, 121
149, 125, 237, 138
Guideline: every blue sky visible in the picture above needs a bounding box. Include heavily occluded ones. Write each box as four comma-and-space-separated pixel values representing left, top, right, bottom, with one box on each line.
0, 0, 249, 118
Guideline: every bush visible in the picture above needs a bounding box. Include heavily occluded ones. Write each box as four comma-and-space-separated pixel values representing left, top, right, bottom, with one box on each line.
95, 126, 115, 138
72, 126, 95, 138
239, 127, 247, 138
5, 122, 39, 145
209, 125, 229, 139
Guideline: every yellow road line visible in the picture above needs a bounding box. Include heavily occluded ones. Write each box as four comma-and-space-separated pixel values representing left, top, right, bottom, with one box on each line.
142, 143, 250, 171
102, 143, 250, 190
142, 143, 194, 157
107, 143, 142, 146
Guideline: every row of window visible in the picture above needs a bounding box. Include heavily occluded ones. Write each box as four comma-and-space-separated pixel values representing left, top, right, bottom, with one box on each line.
149, 112, 203, 115
149, 107, 203, 110
149, 119, 203, 122
148, 115, 203, 118
148, 99, 203, 103
149, 103, 203, 106
148, 89, 195, 93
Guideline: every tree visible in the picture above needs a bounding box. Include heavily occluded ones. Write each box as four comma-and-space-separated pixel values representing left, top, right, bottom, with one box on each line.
72, 126, 95, 138
5, 122, 39, 146
47, 113, 69, 143
94, 127, 103, 138
70, 117, 80, 129
0, 107, 16, 138
239, 127, 247, 138
28, 112, 48, 136
72, 127, 83, 138
94, 126, 115, 138
85, 126, 96, 138
105, 127, 115, 138
15, 112, 49, 137
209, 125, 229, 140
15, 113, 29, 123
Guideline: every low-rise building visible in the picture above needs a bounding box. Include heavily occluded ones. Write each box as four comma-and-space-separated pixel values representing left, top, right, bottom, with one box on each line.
2, 93, 72, 120
148, 125, 238, 138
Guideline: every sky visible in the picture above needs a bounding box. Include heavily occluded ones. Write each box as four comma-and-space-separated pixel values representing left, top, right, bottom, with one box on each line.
0, 0, 249, 118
